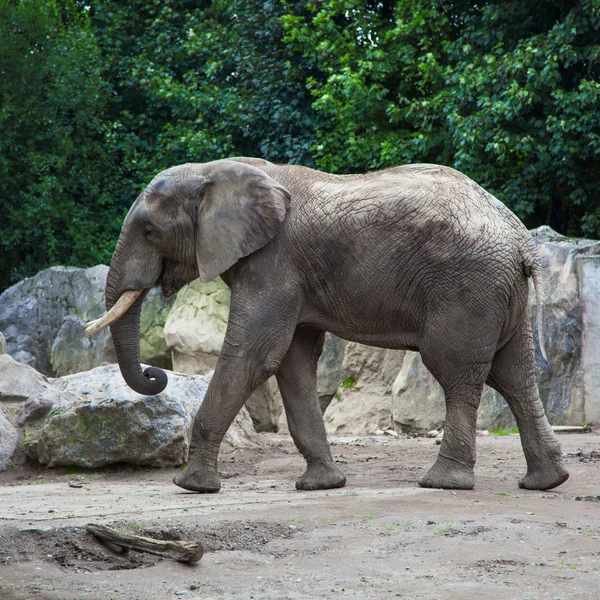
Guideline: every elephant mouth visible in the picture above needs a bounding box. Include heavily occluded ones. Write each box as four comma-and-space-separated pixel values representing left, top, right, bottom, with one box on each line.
84, 289, 145, 336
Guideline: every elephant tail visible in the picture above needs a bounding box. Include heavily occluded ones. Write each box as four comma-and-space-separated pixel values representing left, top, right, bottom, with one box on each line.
522, 241, 547, 362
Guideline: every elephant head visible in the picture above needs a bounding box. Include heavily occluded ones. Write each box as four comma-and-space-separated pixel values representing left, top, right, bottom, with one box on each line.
85, 159, 291, 395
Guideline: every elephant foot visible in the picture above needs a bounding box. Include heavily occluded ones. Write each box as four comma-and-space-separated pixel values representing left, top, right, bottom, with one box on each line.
518, 465, 569, 490
418, 459, 475, 490
173, 465, 221, 493
296, 461, 346, 491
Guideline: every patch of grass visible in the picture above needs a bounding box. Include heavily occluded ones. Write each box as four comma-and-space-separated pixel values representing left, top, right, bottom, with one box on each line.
489, 428, 519, 436
405, 522, 417, 532
362, 514, 374, 522
63, 465, 82, 475
340, 377, 357, 390
495, 492, 511, 498
287, 518, 304, 525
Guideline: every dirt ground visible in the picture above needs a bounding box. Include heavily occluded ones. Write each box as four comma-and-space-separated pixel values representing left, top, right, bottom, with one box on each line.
1, 432, 599, 600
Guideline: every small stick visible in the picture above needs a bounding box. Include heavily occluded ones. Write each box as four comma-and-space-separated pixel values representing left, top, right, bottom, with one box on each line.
86, 523, 203, 563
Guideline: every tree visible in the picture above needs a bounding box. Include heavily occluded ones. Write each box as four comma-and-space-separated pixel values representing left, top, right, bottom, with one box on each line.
0, 0, 121, 291
281, 0, 600, 235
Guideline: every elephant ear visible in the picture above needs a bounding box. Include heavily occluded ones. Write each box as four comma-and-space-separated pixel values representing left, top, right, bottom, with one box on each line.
195, 160, 291, 282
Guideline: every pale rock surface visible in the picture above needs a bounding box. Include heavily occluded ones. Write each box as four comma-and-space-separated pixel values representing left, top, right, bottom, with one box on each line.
578, 256, 600, 425
165, 279, 230, 374
391, 351, 517, 433
139, 288, 177, 370
0, 409, 18, 468
317, 334, 347, 412
324, 343, 404, 435
165, 279, 283, 431
0, 353, 67, 464
37, 365, 258, 468
392, 351, 445, 433
530, 227, 600, 425
0, 353, 57, 405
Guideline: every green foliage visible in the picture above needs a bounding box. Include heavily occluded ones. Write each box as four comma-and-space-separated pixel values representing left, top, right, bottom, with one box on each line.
340, 377, 357, 389
489, 428, 520, 436
0, 0, 122, 290
1, 1, 599, 291
281, 0, 600, 233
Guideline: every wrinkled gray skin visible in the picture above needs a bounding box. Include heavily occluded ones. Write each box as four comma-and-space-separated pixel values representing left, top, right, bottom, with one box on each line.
105, 157, 569, 493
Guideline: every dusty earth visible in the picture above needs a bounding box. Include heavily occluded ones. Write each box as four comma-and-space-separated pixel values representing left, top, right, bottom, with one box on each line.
0, 432, 599, 600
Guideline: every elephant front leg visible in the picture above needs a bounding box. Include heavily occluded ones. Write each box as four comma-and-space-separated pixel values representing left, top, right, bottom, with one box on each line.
174, 297, 298, 493
276, 326, 346, 491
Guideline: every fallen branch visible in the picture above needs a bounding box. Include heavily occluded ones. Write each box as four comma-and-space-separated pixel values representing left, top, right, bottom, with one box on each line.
552, 425, 592, 434
86, 523, 203, 563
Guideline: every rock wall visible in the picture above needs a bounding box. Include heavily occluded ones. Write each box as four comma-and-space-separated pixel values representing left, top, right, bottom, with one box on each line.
324, 344, 404, 435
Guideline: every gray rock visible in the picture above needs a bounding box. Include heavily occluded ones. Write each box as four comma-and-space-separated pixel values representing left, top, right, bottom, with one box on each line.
0, 266, 173, 377
324, 343, 404, 435
317, 334, 346, 413
0, 409, 18, 469
578, 255, 600, 425
0, 265, 110, 375
16, 391, 66, 427
528, 227, 600, 426
0, 332, 6, 354
139, 288, 177, 370
0, 353, 72, 463
37, 365, 258, 468
165, 279, 283, 431
0, 353, 55, 405
392, 351, 445, 433
165, 278, 230, 374
51, 315, 115, 378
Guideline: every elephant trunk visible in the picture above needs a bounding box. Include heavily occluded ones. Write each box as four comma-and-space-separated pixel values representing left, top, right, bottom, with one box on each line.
105, 269, 168, 396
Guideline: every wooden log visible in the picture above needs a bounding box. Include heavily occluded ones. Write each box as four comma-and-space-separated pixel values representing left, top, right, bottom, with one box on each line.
86, 523, 204, 563
552, 425, 592, 434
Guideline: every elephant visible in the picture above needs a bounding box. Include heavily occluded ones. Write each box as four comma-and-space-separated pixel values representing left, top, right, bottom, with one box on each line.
86, 157, 569, 493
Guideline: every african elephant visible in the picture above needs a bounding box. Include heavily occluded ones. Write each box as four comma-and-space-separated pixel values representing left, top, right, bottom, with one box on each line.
86, 157, 569, 493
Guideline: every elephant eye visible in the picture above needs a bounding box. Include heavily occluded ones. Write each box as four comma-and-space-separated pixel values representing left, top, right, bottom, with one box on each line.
143, 227, 158, 242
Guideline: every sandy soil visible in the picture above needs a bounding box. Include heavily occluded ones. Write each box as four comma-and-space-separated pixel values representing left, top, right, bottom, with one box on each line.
1, 432, 599, 600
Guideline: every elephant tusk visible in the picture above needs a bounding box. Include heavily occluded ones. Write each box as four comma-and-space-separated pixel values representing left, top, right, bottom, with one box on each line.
84, 290, 143, 337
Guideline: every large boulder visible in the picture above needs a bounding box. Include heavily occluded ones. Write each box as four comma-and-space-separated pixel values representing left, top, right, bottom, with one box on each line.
164, 279, 282, 431
0, 266, 174, 377
0, 353, 70, 465
164, 278, 230, 374
0, 409, 18, 469
36, 365, 258, 468
391, 352, 517, 433
530, 226, 600, 425
324, 343, 404, 435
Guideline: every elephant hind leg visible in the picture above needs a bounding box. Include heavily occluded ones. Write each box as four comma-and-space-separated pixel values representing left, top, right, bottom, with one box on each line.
276, 326, 346, 491
486, 316, 569, 490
